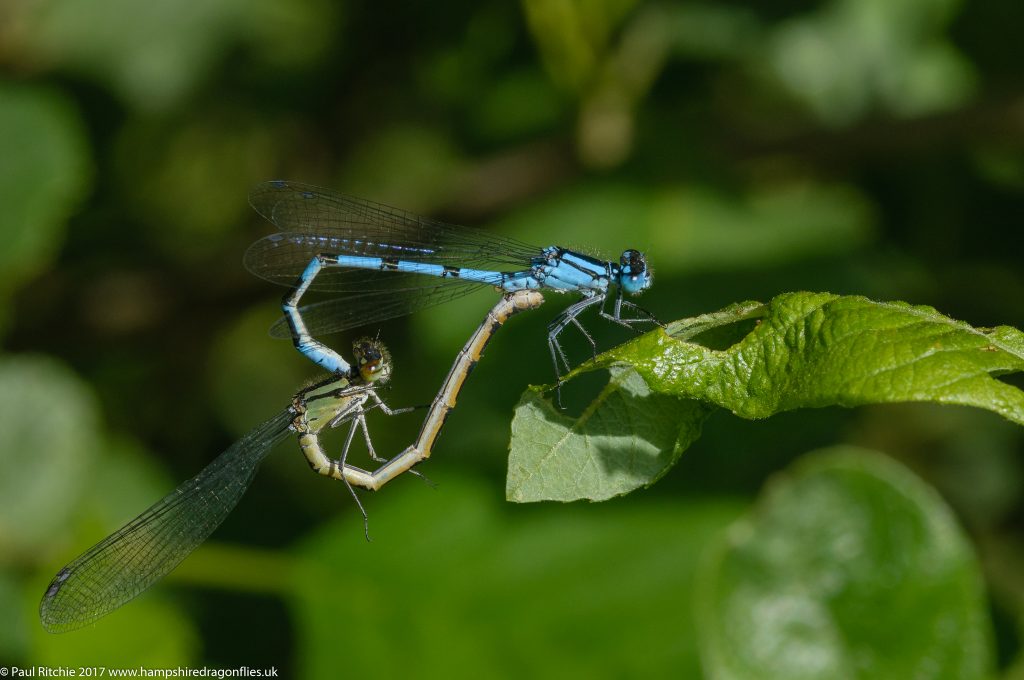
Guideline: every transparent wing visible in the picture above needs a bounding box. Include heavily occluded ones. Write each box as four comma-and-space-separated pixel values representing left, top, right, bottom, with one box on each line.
269, 282, 490, 338
245, 181, 541, 287
39, 410, 295, 633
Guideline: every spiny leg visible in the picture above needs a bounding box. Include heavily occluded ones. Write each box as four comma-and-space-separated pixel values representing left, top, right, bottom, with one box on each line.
339, 417, 372, 541
547, 295, 603, 407
367, 392, 419, 419
547, 295, 603, 369
364, 393, 435, 486
617, 300, 662, 326
601, 290, 662, 328
296, 417, 374, 536
569, 316, 598, 361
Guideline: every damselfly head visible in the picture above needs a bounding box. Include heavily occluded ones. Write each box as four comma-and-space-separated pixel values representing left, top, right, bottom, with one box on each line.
352, 337, 393, 384
618, 249, 652, 295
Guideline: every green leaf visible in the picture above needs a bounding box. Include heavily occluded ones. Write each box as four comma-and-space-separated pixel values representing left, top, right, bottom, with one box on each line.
31, 587, 199, 665
338, 125, 467, 213
0, 83, 90, 294
511, 292, 1024, 502
208, 304, 310, 438
696, 447, 993, 679
522, 0, 640, 91
9, 0, 337, 110
494, 182, 873, 278
115, 113, 277, 259
507, 366, 710, 502
0, 355, 102, 557
646, 183, 874, 273
764, 0, 974, 125
0, 571, 28, 660
290, 475, 745, 679
602, 292, 1024, 422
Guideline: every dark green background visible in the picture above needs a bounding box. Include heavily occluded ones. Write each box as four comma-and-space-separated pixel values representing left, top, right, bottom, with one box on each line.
1, 0, 1022, 675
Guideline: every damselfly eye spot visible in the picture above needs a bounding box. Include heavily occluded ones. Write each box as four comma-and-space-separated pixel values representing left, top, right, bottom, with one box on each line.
619, 250, 652, 295
620, 249, 646, 274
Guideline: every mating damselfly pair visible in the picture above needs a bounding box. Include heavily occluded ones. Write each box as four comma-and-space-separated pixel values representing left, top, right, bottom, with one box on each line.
40, 182, 657, 632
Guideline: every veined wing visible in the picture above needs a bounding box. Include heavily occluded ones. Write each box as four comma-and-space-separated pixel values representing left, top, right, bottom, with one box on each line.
245, 181, 540, 286
39, 410, 295, 633
268, 282, 490, 338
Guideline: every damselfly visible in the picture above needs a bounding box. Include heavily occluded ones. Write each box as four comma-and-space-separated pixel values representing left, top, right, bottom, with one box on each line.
40, 338, 403, 633
244, 181, 658, 386
315, 290, 545, 491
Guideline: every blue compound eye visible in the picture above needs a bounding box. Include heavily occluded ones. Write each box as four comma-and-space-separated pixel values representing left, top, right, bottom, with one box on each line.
619, 250, 651, 294
620, 249, 646, 275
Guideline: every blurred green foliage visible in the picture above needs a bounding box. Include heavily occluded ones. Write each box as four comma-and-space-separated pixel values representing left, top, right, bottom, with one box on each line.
0, 356, 100, 557
697, 448, 992, 679
0, 85, 90, 303
0, 0, 1022, 676
293, 477, 743, 678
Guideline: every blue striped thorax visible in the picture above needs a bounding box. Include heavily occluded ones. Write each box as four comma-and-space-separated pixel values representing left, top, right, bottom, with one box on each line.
617, 249, 651, 295
528, 246, 611, 294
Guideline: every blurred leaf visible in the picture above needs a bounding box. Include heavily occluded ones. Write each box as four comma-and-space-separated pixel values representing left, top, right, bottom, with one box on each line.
86, 436, 177, 531
494, 182, 652, 257
851, 403, 1024, 529
417, 4, 521, 108
648, 183, 874, 273
764, 0, 974, 125
495, 181, 873, 276
0, 355, 101, 557
8, 0, 336, 110
39, 430, 174, 568
242, 0, 339, 70
116, 112, 277, 258
664, 3, 761, 60
32, 585, 198, 665
338, 125, 467, 214
696, 447, 992, 679
27, 422, 203, 657
413, 286, 511, 355
515, 293, 1024, 501
972, 146, 1024, 191
169, 542, 292, 595
522, 0, 640, 91
208, 304, 309, 438
472, 68, 566, 141
291, 476, 745, 679
0, 571, 28, 661
0, 83, 90, 294
507, 366, 709, 502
